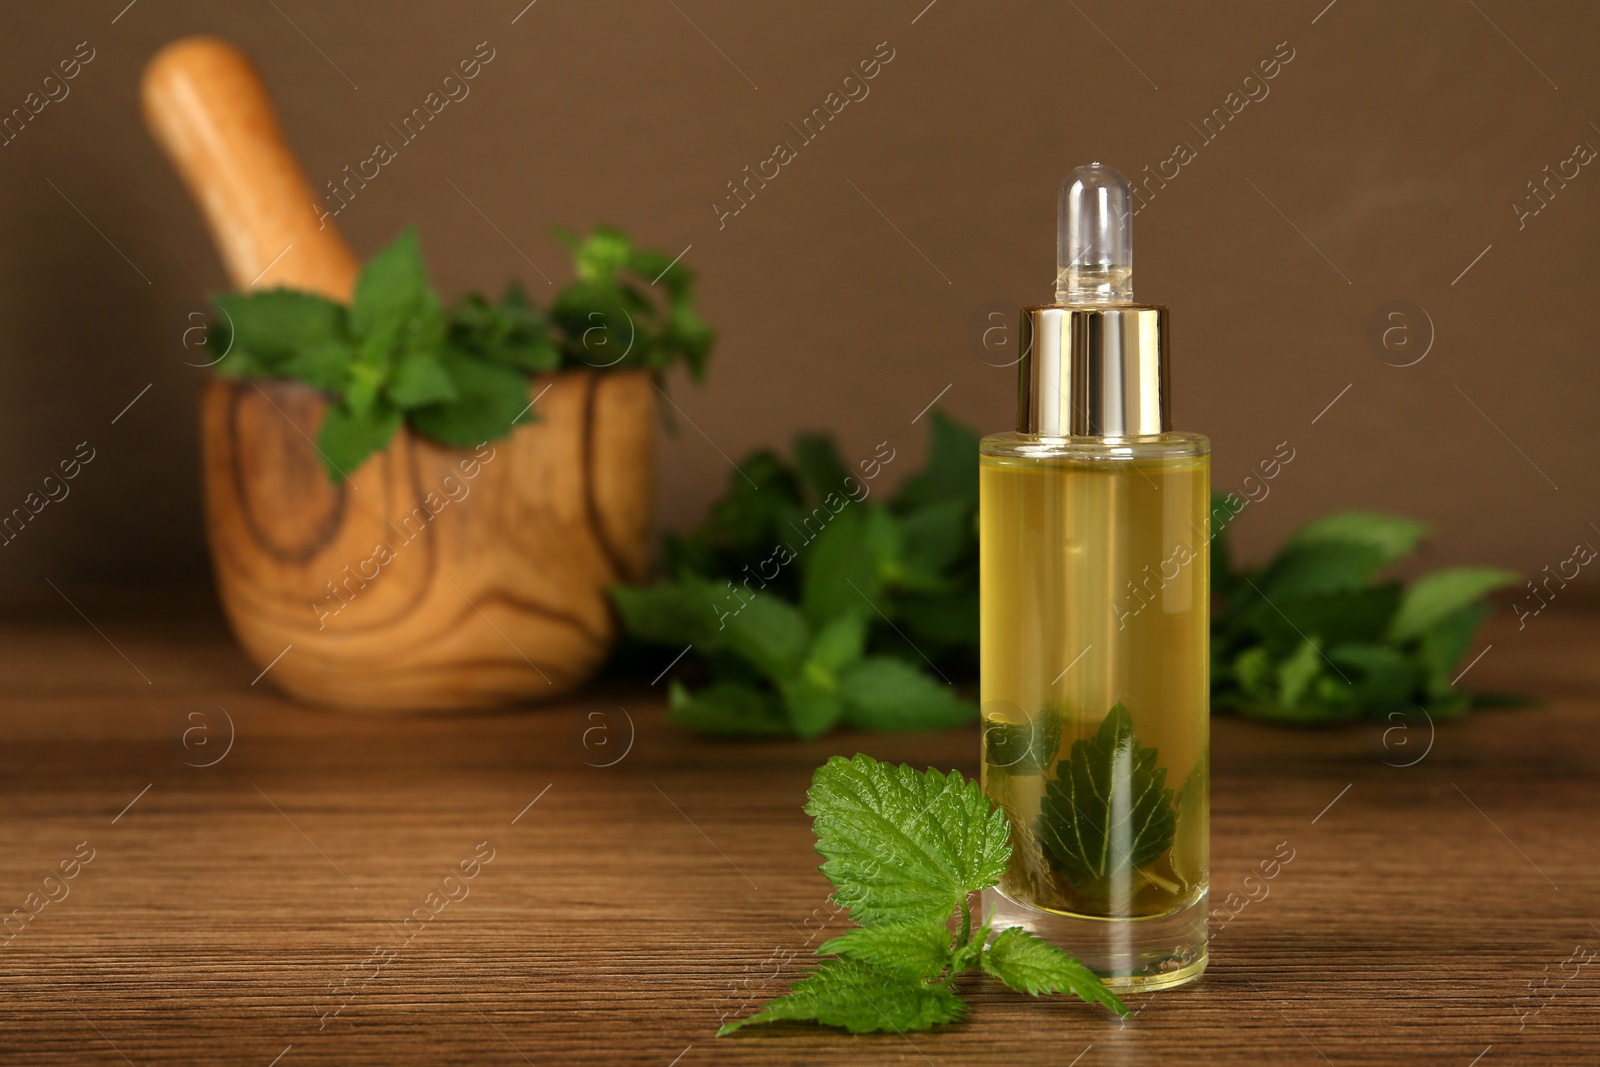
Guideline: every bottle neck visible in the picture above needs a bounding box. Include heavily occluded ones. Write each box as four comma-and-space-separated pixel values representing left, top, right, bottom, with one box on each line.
1017, 305, 1171, 438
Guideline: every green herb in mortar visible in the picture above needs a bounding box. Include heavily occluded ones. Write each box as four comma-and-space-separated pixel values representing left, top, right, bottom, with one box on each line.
209, 226, 711, 480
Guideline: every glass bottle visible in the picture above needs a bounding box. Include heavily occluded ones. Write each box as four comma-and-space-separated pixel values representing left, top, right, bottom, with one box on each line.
979, 163, 1210, 991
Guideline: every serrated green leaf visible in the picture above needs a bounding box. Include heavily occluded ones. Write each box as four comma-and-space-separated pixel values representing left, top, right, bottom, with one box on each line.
1389, 567, 1518, 641
1417, 603, 1491, 694
315, 398, 401, 480
894, 588, 979, 651
662, 449, 805, 581
806, 754, 1011, 927
1038, 704, 1176, 888
211, 289, 346, 373
807, 615, 867, 676
1233, 646, 1275, 701
1277, 638, 1324, 707
449, 283, 561, 373
1328, 643, 1419, 708
893, 411, 978, 513
409, 349, 530, 447
949, 922, 989, 975
898, 499, 971, 581
283, 340, 355, 393
818, 920, 952, 978
981, 927, 1127, 1015
1287, 510, 1431, 562
667, 680, 792, 737
798, 505, 877, 624
837, 657, 975, 733
1257, 540, 1392, 598
387, 351, 457, 408
343, 361, 385, 417
608, 578, 727, 650
793, 433, 854, 506
720, 593, 810, 680
350, 228, 431, 338
1230, 586, 1402, 653
780, 676, 844, 739
550, 279, 640, 368
717, 957, 965, 1035
664, 300, 714, 378
1253, 511, 1431, 600
800, 507, 904, 626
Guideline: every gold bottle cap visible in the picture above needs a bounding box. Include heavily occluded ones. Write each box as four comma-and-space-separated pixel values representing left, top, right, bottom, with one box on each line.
1017, 164, 1171, 438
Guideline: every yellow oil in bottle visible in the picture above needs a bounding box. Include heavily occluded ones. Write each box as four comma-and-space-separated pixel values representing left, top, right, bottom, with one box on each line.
979, 434, 1209, 922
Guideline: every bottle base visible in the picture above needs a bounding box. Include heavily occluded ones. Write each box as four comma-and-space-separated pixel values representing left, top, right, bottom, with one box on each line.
981, 887, 1209, 992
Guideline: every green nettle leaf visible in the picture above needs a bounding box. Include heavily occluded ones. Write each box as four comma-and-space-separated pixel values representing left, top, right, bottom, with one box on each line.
837, 658, 975, 733
283, 340, 356, 393
1038, 705, 1177, 887
617, 403, 1521, 739
1328, 643, 1420, 710
892, 411, 979, 513
818, 920, 953, 978
720, 755, 1126, 1036
806, 615, 867, 676
608, 578, 727, 650
343, 361, 386, 417
716, 957, 965, 1036
981, 927, 1128, 1014
805, 755, 1011, 927
666, 680, 791, 737
449, 283, 561, 373
211, 289, 346, 372
409, 350, 531, 446
1416, 603, 1491, 695
1257, 540, 1393, 598
209, 224, 711, 484
1277, 638, 1324, 708
1388, 567, 1519, 641
1233, 646, 1275, 701
350, 228, 431, 338
793, 433, 854, 505
780, 676, 844, 739
893, 587, 979, 651
315, 399, 402, 480
798, 505, 880, 625
1287, 510, 1432, 563
983, 709, 1061, 776
387, 351, 458, 408
897, 499, 970, 582
1211, 494, 1520, 722
720, 593, 812, 680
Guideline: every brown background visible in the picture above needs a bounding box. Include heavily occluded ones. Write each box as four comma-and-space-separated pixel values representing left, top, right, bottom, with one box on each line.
0, 0, 1596, 593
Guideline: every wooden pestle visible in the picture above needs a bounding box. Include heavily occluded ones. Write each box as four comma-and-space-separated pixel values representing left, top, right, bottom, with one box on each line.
142, 36, 359, 300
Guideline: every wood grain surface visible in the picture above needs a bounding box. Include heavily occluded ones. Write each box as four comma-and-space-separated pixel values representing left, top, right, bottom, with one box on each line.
0, 599, 1595, 1065
200, 369, 656, 710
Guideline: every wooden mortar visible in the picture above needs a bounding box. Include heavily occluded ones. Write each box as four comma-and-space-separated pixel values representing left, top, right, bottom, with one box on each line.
143, 37, 653, 710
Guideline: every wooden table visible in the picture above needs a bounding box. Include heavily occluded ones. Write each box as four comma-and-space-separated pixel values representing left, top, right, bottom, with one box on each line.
2, 597, 1596, 1065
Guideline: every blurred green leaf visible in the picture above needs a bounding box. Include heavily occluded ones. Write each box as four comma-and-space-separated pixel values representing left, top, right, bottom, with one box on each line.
1389, 567, 1519, 640
892, 411, 978, 513
667, 680, 791, 737
838, 658, 974, 732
